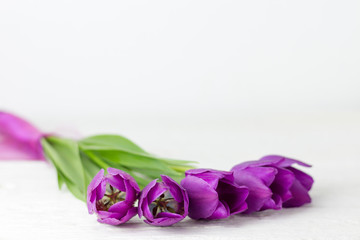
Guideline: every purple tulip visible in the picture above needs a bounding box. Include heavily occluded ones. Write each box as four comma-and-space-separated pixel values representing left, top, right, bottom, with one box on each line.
0, 111, 45, 160
181, 169, 249, 220
231, 155, 314, 213
87, 168, 140, 225
138, 175, 189, 226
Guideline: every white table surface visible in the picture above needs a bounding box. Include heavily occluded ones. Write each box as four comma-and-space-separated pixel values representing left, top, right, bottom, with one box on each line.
1, 112, 359, 240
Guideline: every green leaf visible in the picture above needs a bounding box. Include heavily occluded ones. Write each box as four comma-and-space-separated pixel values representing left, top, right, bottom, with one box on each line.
80, 134, 147, 154
41, 137, 86, 201
90, 150, 178, 174
57, 171, 65, 189
79, 134, 196, 173
79, 150, 103, 190
158, 158, 198, 166
131, 167, 179, 179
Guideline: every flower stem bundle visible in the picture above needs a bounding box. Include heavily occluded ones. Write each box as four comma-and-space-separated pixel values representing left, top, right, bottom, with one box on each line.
41, 135, 195, 201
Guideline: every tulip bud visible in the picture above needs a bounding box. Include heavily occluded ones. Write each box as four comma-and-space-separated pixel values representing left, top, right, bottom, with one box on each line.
181, 169, 249, 220
231, 155, 314, 213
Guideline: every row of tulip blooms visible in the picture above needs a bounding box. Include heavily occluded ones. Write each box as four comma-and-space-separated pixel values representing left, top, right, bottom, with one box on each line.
0, 111, 313, 226
88, 155, 314, 226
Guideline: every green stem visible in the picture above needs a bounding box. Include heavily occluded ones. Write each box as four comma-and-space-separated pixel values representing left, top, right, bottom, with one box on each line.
82, 150, 110, 170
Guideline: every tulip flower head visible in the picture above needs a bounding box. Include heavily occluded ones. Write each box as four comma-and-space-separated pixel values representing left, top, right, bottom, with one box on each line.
231, 155, 314, 213
181, 169, 249, 220
87, 168, 140, 225
138, 175, 189, 226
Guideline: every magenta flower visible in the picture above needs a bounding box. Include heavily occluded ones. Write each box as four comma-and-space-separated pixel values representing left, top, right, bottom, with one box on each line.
231, 155, 314, 213
138, 175, 189, 226
181, 169, 249, 220
0, 111, 45, 160
87, 168, 140, 225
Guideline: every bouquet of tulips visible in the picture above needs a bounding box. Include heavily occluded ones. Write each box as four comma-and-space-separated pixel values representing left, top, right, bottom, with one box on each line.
0, 111, 314, 226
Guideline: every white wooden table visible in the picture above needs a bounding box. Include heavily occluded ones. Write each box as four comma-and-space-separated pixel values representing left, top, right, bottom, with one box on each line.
1, 112, 359, 240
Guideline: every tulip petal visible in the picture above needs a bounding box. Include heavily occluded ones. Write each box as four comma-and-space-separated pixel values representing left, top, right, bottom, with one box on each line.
107, 168, 140, 192
261, 193, 282, 210
259, 155, 311, 168
138, 179, 158, 218
181, 175, 219, 219
161, 175, 184, 203
97, 206, 137, 225
207, 201, 230, 220
87, 169, 106, 214
108, 201, 132, 213
146, 212, 184, 226
147, 182, 167, 204
217, 179, 249, 215
270, 167, 295, 203
97, 212, 123, 225
283, 179, 312, 207
185, 168, 233, 189
232, 166, 276, 213
106, 175, 126, 192
0, 111, 45, 160
287, 167, 314, 191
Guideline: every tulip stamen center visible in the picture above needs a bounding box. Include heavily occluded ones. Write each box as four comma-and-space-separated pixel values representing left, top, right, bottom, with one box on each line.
150, 191, 182, 217
96, 185, 126, 211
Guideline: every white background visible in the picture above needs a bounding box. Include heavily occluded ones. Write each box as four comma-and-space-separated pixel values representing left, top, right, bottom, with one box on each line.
0, 1, 359, 239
